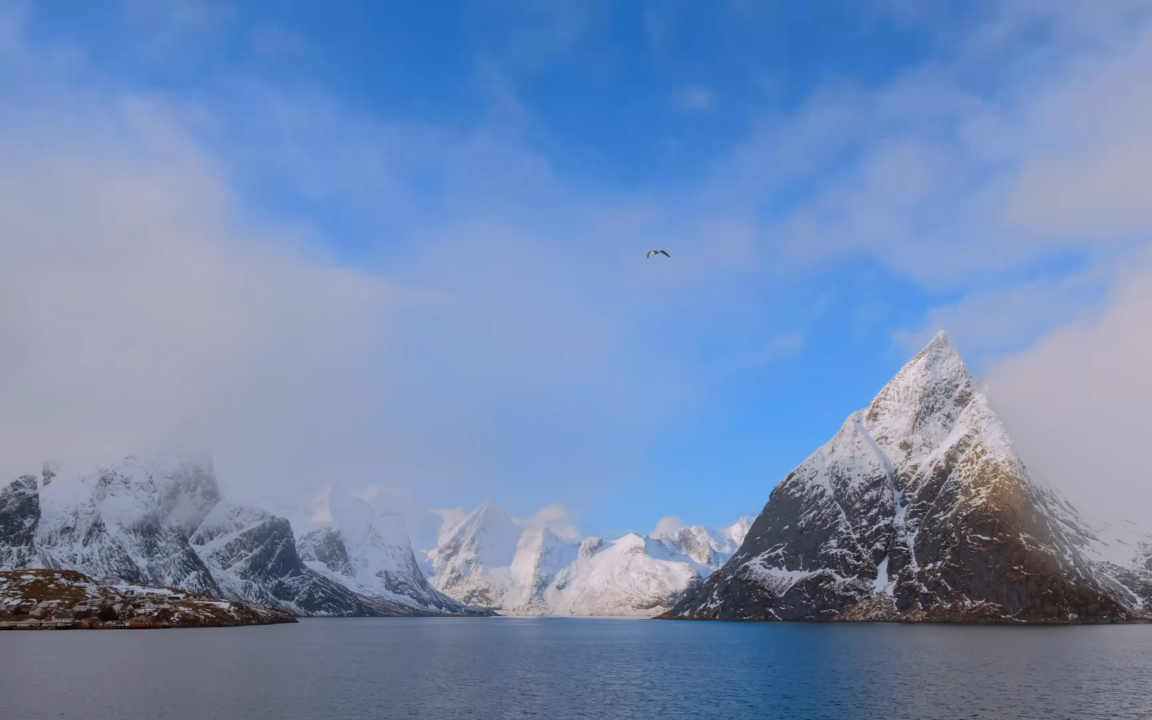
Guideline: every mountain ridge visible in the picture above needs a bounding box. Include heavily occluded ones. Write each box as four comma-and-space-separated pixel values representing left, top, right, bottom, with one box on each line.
425, 501, 751, 616
0, 457, 488, 618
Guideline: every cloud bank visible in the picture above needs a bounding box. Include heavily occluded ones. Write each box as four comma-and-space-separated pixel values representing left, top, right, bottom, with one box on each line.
1, 2, 1151, 534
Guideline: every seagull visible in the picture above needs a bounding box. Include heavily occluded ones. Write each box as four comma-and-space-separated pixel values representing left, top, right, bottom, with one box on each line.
647, 250, 670, 258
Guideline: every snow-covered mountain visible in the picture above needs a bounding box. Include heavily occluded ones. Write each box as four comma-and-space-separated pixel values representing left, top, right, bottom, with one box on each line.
650, 516, 753, 572
663, 332, 1152, 622
296, 490, 469, 615
35, 453, 222, 596
0, 475, 40, 569
427, 501, 526, 608
0, 454, 485, 617
426, 501, 750, 616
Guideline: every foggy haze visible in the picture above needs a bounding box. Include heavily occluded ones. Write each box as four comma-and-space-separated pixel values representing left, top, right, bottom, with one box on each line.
1, 2, 1151, 537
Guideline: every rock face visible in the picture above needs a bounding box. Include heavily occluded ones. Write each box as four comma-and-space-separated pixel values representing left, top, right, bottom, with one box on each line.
542, 534, 700, 615
426, 501, 748, 616
297, 491, 474, 615
662, 332, 1152, 623
189, 501, 378, 616
428, 501, 526, 608
0, 455, 484, 617
0, 476, 40, 568
650, 517, 752, 570
35, 454, 222, 596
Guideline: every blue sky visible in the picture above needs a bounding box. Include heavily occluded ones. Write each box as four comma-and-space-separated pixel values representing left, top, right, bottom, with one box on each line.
3, 1, 1151, 538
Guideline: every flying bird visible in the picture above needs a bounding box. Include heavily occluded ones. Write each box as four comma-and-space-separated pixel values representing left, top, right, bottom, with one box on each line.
647, 250, 670, 258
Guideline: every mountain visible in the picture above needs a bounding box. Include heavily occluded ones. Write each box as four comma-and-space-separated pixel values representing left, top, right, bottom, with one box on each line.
189, 500, 386, 616
0, 475, 40, 569
541, 534, 700, 615
35, 453, 222, 596
651, 517, 753, 571
427, 500, 525, 608
0, 454, 485, 617
662, 332, 1152, 623
426, 501, 748, 616
296, 491, 474, 615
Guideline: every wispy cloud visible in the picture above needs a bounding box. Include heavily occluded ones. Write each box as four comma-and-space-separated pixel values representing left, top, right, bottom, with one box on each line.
249, 26, 315, 60
986, 250, 1152, 525
678, 85, 715, 112
756, 331, 805, 365
0, 12, 732, 521
3, 1, 1152, 530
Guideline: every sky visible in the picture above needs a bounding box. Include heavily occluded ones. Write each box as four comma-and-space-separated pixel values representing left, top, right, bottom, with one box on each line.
1, 0, 1150, 542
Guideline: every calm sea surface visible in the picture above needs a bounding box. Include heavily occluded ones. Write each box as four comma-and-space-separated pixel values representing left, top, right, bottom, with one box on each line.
2, 618, 1150, 720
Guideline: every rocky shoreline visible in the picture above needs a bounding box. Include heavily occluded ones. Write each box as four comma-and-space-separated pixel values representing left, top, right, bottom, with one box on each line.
0, 569, 297, 630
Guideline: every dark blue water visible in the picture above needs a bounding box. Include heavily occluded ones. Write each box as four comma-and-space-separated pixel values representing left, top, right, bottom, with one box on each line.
2, 618, 1150, 719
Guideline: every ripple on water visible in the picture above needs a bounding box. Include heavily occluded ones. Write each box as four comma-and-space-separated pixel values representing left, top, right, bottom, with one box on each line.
2, 618, 1151, 720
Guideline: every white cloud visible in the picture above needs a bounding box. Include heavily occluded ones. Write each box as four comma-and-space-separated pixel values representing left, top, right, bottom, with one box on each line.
250, 26, 315, 60
4, 1, 1152, 535
986, 252, 1152, 527
0, 16, 722, 520
652, 515, 684, 536
701, 3, 1152, 288
679, 85, 715, 112
756, 331, 805, 365
894, 269, 1111, 362
516, 504, 583, 542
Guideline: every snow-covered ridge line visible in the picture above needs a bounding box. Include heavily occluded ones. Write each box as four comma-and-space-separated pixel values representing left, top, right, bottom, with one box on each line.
424, 500, 754, 616
0, 455, 486, 618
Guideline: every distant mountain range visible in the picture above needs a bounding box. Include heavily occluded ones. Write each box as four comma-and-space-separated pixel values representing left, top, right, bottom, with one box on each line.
0, 454, 485, 617
0, 457, 743, 617
423, 500, 752, 616
2, 332, 1149, 622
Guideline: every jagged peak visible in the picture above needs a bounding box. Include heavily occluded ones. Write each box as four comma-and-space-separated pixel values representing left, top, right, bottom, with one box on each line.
432, 500, 522, 570
457, 500, 516, 533
861, 330, 978, 464
927, 329, 954, 348
4, 475, 39, 494
897, 330, 970, 387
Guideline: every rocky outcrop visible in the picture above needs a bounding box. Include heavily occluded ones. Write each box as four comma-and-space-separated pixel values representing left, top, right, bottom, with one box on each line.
662, 332, 1151, 623
0, 568, 296, 628
0, 475, 40, 568
297, 491, 479, 615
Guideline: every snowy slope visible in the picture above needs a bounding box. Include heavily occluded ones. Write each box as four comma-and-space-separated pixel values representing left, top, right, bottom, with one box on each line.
651, 517, 754, 572
0, 453, 487, 617
543, 534, 700, 616
189, 500, 397, 616
426, 501, 748, 616
297, 491, 473, 615
34, 453, 221, 596
427, 501, 525, 608
664, 332, 1151, 622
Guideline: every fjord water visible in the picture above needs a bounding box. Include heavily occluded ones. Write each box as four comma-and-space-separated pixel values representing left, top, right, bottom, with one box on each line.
2, 619, 1150, 720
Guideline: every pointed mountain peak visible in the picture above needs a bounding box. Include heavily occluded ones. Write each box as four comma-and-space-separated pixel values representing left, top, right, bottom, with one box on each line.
862, 330, 979, 466
475, 499, 500, 513
910, 329, 966, 373
927, 329, 955, 348
443, 500, 518, 547
468, 500, 513, 525
870, 331, 973, 407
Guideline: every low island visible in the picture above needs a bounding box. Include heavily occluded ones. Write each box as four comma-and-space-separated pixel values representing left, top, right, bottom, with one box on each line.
0, 569, 297, 629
